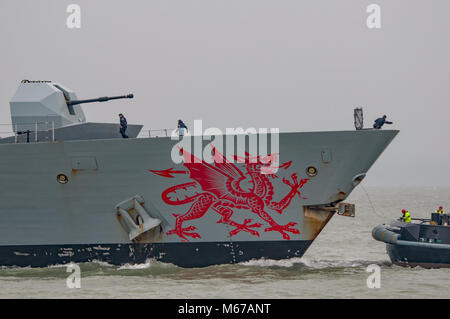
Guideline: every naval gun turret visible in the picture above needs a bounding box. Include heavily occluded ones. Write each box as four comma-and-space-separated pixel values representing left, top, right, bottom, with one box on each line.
4, 80, 142, 143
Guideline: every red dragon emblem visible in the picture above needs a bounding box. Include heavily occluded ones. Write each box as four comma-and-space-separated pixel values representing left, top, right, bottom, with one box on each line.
150, 146, 309, 242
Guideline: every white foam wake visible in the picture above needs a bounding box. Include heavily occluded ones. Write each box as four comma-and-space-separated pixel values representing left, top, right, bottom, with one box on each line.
239, 257, 385, 269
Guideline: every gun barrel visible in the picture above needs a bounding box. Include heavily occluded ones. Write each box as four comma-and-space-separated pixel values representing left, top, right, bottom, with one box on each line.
67, 94, 134, 106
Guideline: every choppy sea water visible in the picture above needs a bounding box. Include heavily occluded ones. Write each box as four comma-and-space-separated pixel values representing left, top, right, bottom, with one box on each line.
1, 187, 449, 299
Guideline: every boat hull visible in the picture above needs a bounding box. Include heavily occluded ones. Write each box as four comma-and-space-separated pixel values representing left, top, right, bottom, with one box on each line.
373, 222, 450, 268
387, 243, 450, 268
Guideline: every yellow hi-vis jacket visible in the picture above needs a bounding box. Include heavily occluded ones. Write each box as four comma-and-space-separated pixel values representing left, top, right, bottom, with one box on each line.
436, 209, 446, 215
402, 211, 411, 223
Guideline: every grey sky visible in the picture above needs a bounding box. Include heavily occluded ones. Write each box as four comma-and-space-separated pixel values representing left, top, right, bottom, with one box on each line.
0, 0, 449, 187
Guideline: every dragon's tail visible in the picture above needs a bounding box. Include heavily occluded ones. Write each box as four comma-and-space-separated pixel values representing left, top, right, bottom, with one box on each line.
161, 182, 203, 205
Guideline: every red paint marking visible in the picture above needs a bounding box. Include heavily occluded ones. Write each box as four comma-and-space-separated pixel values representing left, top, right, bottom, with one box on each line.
149, 168, 188, 178
149, 146, 309, 242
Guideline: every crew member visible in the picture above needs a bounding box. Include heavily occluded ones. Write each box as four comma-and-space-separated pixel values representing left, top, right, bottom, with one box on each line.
434, 206, 446, 225
373, 115, 393, 129
401, 209, 411, 223
119, 113, 128, 138
177, 119, 188, 137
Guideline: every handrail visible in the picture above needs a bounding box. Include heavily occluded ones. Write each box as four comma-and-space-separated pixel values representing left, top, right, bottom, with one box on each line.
2, 125, 182, 142
138, 128, 176, 138
0, 121, 57, 143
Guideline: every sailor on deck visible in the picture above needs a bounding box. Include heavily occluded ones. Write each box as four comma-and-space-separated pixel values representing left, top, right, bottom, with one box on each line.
401, 209, 411, 223
177, 119, 188, 137
373, 115, 393, 129
433, 206, 447, 225
119, 113, 128, 138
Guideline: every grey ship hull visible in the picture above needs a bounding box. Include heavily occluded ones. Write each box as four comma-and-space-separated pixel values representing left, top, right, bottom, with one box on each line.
0, 130, 398, 267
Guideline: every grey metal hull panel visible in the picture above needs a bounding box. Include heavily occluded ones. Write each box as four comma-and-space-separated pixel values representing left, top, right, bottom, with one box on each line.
0, 130, 397, 249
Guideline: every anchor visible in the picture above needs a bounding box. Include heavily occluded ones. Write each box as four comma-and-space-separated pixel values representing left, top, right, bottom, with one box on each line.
115, 195, 162, 241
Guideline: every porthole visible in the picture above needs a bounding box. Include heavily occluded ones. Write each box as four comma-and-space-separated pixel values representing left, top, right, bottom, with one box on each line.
306, 166, 318, 177
57, 174, 68, 184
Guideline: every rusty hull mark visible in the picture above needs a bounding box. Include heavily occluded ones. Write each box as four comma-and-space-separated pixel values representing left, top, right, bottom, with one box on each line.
327, 190, 348, 205
71, 168, 98, 175
133, 225, 164, 243
302, 206, 335, 240
337, 191, 347, 200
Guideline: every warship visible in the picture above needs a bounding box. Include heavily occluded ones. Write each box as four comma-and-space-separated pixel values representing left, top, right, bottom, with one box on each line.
373, 213, 450, 268
0, 80, 398, 267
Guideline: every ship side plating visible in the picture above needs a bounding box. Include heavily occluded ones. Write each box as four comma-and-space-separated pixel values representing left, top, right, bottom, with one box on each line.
0, 129, 398, 267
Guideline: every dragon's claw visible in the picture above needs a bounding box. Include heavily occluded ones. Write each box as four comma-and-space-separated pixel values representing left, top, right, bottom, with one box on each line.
166, 226, 201, 242
291, 173, 298, 183
282, 173, 307, 199
227, 219, 262, 237
264, 222, 300, 240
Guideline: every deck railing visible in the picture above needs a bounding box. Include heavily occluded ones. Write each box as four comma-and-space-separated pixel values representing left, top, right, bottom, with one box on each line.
0, 122, 56, 143
137, 128, 176, 138
0, 123, 177, 143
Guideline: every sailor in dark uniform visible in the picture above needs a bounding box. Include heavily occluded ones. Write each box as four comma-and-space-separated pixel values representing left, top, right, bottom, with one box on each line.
119, 113, 128, 138
177, 119, 188, 137
373, 115, 393, 129
435, 206, 447, 225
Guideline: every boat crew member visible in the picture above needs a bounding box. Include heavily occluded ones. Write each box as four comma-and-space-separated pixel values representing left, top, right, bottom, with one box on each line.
373, 115, 393, 129
119, 113, 128, 138
435, 206, 447, 225
177, 119, 188, 137
401, 209, 411, 223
